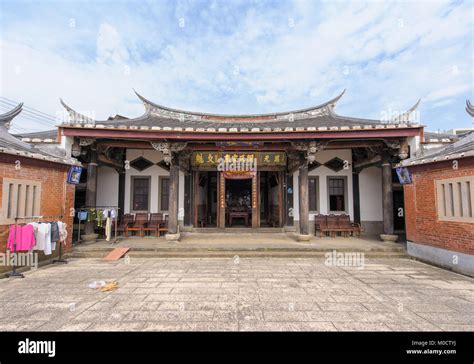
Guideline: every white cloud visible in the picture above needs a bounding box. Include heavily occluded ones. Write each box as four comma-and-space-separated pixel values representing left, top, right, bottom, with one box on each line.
0, 0, 472, 132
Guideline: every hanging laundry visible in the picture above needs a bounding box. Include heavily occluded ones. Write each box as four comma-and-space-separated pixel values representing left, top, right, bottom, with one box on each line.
110, 209, 117, 219
7, 225, 36, 252
105, 216, 112, 242
87, 209, 97, 222
57, 221, 68, 244
31, 222, 52, 255
50, 222, 60, 243
97, 209, 104, 228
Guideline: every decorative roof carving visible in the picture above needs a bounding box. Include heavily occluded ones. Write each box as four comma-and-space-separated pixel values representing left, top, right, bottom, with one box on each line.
134, 89, 345, 122
466, 100, 474, 117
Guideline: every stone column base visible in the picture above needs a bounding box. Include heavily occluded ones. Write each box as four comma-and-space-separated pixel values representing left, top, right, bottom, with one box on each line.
380, 234, 398, 243
81, 233, 99, 244
296, 234, 312, 242
165, 233, 181, 241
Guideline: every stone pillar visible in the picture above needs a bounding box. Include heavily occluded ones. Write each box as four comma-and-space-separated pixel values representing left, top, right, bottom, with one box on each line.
166, 155, 180, 240
84, 149, 98, 235
382, 149, 394, 235
297, 162, 311, 241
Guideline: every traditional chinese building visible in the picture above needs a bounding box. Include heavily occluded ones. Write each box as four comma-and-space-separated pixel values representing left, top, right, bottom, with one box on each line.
56, 90, 423, 241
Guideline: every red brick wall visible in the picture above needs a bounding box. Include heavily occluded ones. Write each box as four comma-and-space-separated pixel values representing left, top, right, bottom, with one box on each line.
404, 157, 474, 255
0, 154, 75, 273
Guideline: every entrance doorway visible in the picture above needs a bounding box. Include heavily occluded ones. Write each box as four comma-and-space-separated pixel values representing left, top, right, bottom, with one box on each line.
225, 178, 252, 227
393, 188, 405, 233
194, 171, 218, 227
260, 171, 283, 227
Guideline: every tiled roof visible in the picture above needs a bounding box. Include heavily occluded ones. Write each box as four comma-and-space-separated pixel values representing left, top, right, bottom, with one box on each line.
398, 131, 474, 167
423, 131, 458, 143
59, 90, 422, 133
0, 104, 79, 166
14, 129, 58, 143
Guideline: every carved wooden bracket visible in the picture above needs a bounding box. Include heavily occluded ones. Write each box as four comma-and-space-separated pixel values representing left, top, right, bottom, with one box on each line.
150, 142, 188, 165
290, 140, 327, 164
383, 139, 409, 160
79, 137, 95, 146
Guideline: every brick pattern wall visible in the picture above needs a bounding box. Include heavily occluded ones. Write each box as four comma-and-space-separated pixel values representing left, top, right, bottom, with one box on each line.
404, 158, 474, 255
0, 155, 75, 273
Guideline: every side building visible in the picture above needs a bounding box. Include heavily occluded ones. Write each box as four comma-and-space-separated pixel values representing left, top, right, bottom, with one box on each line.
397, 101, 474, 276
0, 103, 80, 274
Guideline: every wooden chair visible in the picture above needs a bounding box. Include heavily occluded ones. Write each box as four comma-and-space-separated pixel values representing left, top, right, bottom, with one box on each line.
326, 214, 342, 237
126, 213, 149, 238
143, 213, 163, 237
314, 214, 328, 237
158, 215, 169, 236
117, 214, 134, 237
338, 214, 362, 237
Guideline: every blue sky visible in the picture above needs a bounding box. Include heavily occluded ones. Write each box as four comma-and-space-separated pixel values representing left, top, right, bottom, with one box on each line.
0, 0, 473, 133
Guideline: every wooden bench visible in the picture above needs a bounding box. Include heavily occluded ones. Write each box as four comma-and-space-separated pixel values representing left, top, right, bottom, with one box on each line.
314, 214, 362, 237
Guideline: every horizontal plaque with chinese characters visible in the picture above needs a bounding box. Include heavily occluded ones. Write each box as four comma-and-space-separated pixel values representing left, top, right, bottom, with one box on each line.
191, 152, 286, 168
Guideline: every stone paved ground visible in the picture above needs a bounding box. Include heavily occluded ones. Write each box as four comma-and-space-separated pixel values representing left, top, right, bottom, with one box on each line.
0, 257, 473, 331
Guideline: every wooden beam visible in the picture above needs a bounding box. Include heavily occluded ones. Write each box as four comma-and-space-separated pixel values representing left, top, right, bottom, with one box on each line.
354, 155, 382, 170
96, 140, 386, 151
63, 127, 423, 141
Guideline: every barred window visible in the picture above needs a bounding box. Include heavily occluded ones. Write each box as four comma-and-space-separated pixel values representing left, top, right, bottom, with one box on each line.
1, 178, 41, 223
436, 176, 474, 222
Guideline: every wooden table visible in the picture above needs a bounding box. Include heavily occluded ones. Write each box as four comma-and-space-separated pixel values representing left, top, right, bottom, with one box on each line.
228, 211, 250, 227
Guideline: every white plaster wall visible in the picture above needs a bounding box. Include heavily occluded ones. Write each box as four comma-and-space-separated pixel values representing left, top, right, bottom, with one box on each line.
123, 149, 171, 214
96, 166, 119, 207
359, 166, 383, 221
408, 135, 421, 158
293, 149, 354, 222
60, 134, 74, 158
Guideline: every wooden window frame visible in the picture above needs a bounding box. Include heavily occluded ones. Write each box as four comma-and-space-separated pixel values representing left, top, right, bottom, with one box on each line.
159, 176, 170, 212
327, 176, 348, 214
130, 176, 151, 213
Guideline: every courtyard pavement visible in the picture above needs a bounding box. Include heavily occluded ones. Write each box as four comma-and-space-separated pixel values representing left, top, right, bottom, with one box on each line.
0, 257, 473, 331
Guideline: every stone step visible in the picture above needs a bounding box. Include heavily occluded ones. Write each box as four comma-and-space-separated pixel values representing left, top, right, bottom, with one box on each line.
69, 250, 407, 259
186, 227, 286, 233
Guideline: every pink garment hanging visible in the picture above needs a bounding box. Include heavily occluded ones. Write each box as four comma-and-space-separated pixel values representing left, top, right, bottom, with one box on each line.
7, 224, 36, 252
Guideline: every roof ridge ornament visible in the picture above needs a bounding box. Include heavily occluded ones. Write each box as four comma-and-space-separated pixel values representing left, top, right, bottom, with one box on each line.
0, 102, 23, 130
389, 99, 421, 125
59, 98, 96, 124
133, 88, 346, 121
466, 99, 474, 117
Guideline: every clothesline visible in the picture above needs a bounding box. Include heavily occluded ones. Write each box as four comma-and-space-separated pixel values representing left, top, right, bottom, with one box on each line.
7, 214, 66, 278
75, 206, 120, 245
